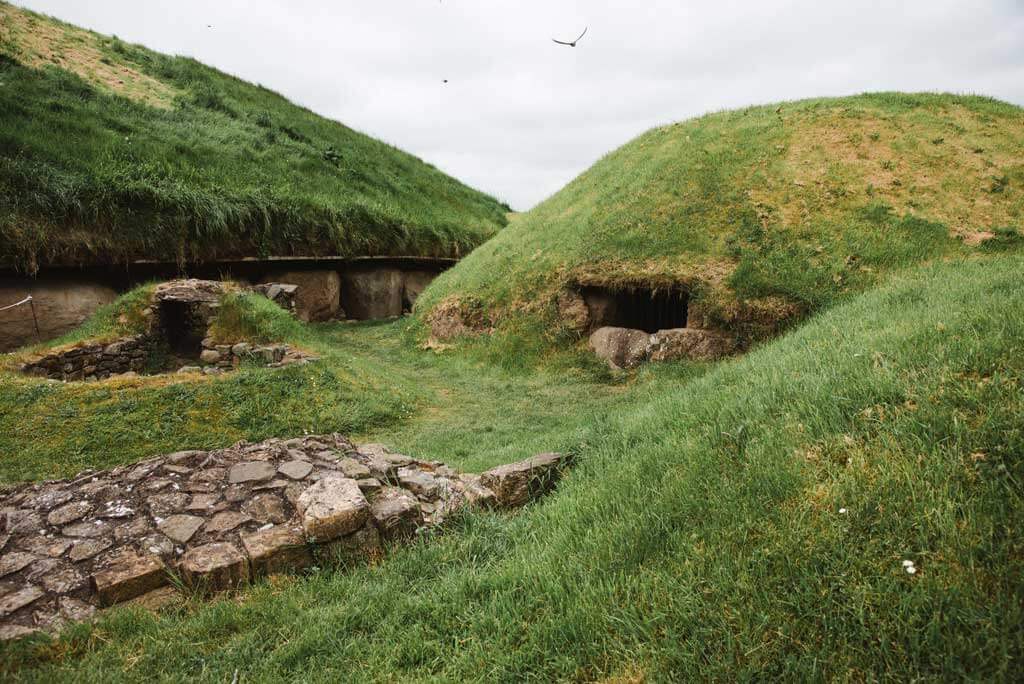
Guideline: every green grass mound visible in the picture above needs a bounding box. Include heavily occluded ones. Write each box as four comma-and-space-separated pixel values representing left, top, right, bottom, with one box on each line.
418, 93, 1024, 345
3, 255, 1022, 680
0, 2, 508, 272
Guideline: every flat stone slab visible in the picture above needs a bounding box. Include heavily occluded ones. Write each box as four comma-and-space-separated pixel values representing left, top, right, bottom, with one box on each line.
0, 435, 568, 639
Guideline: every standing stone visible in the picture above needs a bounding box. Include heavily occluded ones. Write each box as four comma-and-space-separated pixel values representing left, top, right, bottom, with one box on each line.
92, 553, 167, 606
241, 527, 311, 577
295, 475, 369, 543
178, 543, 248, 591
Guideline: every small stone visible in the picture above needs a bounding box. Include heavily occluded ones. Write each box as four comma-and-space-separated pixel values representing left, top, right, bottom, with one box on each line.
241, 526, 311, 576
58, 597, 96, 622
177, 366, 202, 374
5, 510, 42, 535
224, 485, 249, 503
186, 493, 221, 511
370, 487, 423, 541
0, 552, 37, 578
231, 342, 252, 356
69, 538, 113, 562
337, 457, 372, 480
0, 585, 45, 617
397, 467, 440, 500
92, 553, 166, 606
166, 450, 204, 465
163, 465, 192, 475
284, 482, 305, 507
241, 494, 287, 524
178, 543, 248, 591
41, 564, 87, 593
228, 461, 276, 484
27, 488, 73, 511
62, 520, 110, 538
158, 514, 204, 544
296, 475, 369, 543
17, 536, 72, 558
139, 533, 175, 558
278, 460, 313, 480
356, 478, 382, 494
113, 516, 151, 542
147, 492, 190, 515
190, 467, 226, 483
199, 349, 220, 364
252, 479, 289, 491
204, 511, 251, 534
0, 625, 38, 641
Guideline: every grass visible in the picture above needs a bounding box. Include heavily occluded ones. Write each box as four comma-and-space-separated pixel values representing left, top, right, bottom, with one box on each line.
0, 2, 508, 272
417, 93, 1024, 344
1, 254, 1022, 680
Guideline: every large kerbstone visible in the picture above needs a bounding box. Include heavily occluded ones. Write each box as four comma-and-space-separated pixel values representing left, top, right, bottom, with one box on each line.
241, 526, 311, 576
647, 327, 737, 362
179, 543, 249, 591
296, 475, 369, 542
259, 270, 340, 322
0, 278, 118, 352
340, 268, 404, 320
480, 453, 567, 509
92, 553, 167, 606
588, 327, 651, 370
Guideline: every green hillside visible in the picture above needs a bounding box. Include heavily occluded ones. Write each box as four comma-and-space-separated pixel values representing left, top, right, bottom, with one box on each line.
3, 255, 1022, 680
418, 93, 1024, 343
0, 2, 508, 272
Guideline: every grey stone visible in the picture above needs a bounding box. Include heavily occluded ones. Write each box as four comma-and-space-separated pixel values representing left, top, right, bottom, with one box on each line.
397, 467, 440, 500
199, 349, 220, 364
241, 494, 287, 524
179, 543, 248, 591
69, 538, 113, 562
92, 552, 166, 606
41, 565, 87, 594
369, 487, 423, 541
337, 458, 372, 480
296, 475, 369, 543
147, 492, 190, 515
480, 453, 567, 508
58, 597, 96, 622
0, 552, 36, 578
589, 326, 651, 370
0, 585, 44, 617
278, 460, 313, 480
157, 514, 204, 544
228, 461, 276, 484
204, 511, 250, 534
62, 520, 110, 538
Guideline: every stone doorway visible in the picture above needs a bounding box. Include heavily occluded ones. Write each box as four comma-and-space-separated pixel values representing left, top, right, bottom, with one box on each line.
580, 285, 689, 334
157, 299, 205, 358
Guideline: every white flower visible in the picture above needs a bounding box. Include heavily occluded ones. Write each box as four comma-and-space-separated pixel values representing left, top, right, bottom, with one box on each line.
902, 560, 915, 568
905, 566, 917, 575
839, 508, 848, 514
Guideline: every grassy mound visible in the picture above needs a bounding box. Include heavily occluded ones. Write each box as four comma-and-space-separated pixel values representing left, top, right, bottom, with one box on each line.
2, 254, 1021, 679
418, 93, 1024, 344
0, 2, 508, 272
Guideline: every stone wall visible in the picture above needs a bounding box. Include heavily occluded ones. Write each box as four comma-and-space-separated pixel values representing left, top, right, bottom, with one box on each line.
20, 335, 155, 382
190, 339, 316, 376
0, 435, 568, 640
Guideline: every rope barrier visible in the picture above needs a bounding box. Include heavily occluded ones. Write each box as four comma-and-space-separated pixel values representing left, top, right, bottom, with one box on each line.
0, 295, 41, 339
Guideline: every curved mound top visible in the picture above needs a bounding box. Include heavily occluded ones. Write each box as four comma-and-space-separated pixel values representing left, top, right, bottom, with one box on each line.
0, 2, 508, 272
419, 93, 1024, 340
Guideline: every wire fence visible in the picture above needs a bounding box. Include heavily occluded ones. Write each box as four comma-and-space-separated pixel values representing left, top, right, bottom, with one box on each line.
0, 295, 41, 339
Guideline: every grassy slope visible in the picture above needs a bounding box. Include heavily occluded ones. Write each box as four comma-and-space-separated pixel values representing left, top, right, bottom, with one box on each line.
418, 93, 1024, 340
2, 254, 1022, 680
0, 2, 507, 271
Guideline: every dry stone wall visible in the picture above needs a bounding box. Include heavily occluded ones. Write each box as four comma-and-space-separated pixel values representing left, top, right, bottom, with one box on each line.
0, 435, 567, 640
20, 334, 155, 382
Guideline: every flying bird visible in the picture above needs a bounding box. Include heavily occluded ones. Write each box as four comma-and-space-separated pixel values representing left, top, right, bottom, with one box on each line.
552, 27, 587, 47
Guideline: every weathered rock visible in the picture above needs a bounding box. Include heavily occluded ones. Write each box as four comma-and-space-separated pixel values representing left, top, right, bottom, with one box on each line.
260, 270, 341, 322
46, 500, 93, 526
278, 460, 313, 480
0, 279, 118, 353
457, 474, 498, 508
199, 349, 220, 364
321, 525, 382, 565
397, 468, 440, 500
296, 475, 369, 543
340, 268, 403, 320
241, 494, 287, 524
337, 458, 372, 480
147, 492, 190, 515
589, 327, 651, 370
92, 553, 167, 606
158, 514, 204, 544
228, 461, 276, 484
480, 453, 567, 508
0, 585, 44, 617
356, 478, 382, 494
62, 520, 110, 538
0, 552, 36, 578
69, 538, 112, 562
369, 487, 422, 541
40, 565, 87, 594
58, 597, 96, 623
556, 288, 591, 332
186, 493, 221, 512
647, 327, 737, 362
241, 526, 311, 576
204, 511, 250, 534
179, 543, 248, 591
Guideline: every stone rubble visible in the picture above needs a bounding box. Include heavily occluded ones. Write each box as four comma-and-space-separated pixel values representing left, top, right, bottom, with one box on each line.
0, 435, 568, 640
589, 326, 737, 369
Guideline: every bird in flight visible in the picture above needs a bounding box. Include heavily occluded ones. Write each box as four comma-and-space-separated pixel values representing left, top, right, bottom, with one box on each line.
552, 27, 587, 47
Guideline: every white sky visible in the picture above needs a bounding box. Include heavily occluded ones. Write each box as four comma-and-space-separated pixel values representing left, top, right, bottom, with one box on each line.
15, 1, 1024, 210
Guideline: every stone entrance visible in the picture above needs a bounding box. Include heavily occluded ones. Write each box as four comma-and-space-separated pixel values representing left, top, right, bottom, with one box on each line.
0, 436, 568, 640
579, 285, 690, 333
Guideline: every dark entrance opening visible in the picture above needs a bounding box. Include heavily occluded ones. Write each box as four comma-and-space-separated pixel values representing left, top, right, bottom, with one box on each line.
158, 300, 204, 357
580, 285, 689, 334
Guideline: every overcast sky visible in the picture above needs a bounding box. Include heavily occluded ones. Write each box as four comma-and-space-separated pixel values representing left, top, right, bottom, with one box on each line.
16, 1, 1024, 210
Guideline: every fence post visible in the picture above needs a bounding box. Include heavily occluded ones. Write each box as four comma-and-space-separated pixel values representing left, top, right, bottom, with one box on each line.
28, 296, 41, 341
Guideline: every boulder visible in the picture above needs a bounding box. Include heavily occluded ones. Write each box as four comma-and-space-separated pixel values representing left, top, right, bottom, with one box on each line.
480, 453, 567, 509
241, 526, 310, 576
647, 328, 737, 362
296, 475, 369, 542
92, 553, 166, 606
369, 487, 422, 540
340, 267, 404, 320
588, 327, 651, 369
178, 543, 248, 591
259, 270, 340, 322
